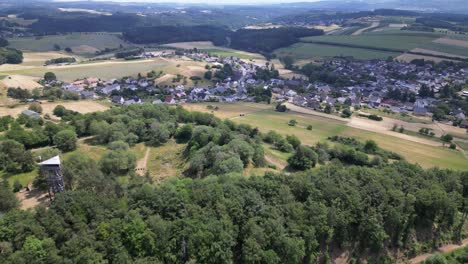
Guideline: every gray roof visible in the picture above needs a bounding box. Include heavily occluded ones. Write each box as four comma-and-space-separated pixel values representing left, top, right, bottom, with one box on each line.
39, 155, 61, 166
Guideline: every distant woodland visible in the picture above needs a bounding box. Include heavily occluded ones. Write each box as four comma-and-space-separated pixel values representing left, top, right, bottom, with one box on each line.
123, 26, 324, 54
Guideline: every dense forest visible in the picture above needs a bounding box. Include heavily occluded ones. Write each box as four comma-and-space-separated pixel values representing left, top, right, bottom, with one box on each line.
123, 26, 230, 46
0, 47, 23, 65
123, 26, 323, 55
0, 37, 22, 65
0, 104, 467, 263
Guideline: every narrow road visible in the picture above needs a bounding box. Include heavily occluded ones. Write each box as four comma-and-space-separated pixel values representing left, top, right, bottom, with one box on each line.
136, 148, 150, 176
409, 239, 468, 263
352, 22, 380, 35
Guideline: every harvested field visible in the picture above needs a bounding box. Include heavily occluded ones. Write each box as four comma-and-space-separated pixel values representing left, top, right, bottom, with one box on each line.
433, 38, 468, 48
70, 45, 100, 54
352, 22, 380, 35
164, 41, 264, 60
0, 74, 42, 90
0, 100, 109, 117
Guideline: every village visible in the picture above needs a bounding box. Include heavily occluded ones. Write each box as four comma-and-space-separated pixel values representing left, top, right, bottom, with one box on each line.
36, 50, 468, 130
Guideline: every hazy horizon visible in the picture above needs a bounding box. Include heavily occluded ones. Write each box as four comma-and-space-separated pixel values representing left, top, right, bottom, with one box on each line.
52, 0, 323, 4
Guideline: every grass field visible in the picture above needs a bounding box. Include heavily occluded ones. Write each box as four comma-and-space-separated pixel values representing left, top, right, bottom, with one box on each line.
301, 32, 440, 51
275, 42, 400, 60
184, 102, 468, 170
361, 108, 433, 124
163, 41, 264, 60
146, 140, 185, 181
279, 30, 468, 62
0, 56, 213, 84
0, 58, 170, 82
8, 33, 129, 56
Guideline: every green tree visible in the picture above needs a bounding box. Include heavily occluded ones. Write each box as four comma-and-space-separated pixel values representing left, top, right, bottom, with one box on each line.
28, 103, 43, 114
0, 180, 19, 212
288, 145, 318, 170
53, 130, 77, 152
286, 134, 301, 149
364, 140, 378, 154
43, 72, 56, 82
175, 124, 193, 143
145, 122, 170, 146
204, 71, 212, 80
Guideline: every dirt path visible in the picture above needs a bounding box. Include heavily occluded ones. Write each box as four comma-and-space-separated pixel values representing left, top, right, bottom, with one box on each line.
409, 239, 468, 263
264, 155, 286, 170
136, 147, 150, 176
352, 22, 380, 35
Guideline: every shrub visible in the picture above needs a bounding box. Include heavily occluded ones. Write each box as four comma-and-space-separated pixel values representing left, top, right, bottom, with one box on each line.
28, 103, 43, 114
306, 125, 313, 130
13, 180, 22, 193
288, 119, 297, 126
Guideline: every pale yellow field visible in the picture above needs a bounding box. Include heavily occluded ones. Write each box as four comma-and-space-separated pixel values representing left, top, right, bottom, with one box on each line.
0, 100, 109, 117
433, 38, 468, 48
0, 75, 42, 90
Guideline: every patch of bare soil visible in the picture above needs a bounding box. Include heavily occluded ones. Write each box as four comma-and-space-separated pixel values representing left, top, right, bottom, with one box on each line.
408, 239, 468, 263
264, 155, 286, 170
71, 45, 100, 54
16, 188, 49, 210
136, 148, 150, 176
352, 22, 380, 35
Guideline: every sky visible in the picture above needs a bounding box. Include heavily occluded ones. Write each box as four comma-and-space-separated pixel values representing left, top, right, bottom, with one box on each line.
53, 0, 323, 4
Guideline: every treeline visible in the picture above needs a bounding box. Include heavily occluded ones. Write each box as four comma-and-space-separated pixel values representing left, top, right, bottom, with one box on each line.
115, 48, 143, 59
123, 25, 230, 46
230, 27, 323, 54
44, 57, 76, 65
0, 47, 23, 65
123, 26, 323, 55
29, 13, 143, 33
0, 161, 466, 263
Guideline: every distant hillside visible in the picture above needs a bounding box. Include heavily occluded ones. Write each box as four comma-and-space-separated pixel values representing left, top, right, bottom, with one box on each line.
123, 26, 324, 55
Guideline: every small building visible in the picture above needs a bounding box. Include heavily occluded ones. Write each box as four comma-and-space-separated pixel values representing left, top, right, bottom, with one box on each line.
112, 95, 125, 104
38, 155, 65, 200
460, 119, 468, 129
21, 109, 40, 119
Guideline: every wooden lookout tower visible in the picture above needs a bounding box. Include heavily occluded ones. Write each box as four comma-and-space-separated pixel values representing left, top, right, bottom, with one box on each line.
38, 155, 65, 200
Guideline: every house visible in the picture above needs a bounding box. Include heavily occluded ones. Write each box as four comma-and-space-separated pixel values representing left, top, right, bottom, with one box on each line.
80, 91, 98, 99
123, 97, 142, 106
99, 84, 121, 95
413, 100, 427, 116
62, 84, 82, 93
111, 96, 125, 104
460, 120, 468, 129
85, 77, 100, 88
21, 109, 40, 119
152, 99, 163, 104
164, 96, 176, 105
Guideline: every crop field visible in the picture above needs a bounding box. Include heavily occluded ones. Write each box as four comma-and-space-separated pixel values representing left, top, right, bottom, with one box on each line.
275, 42, 399, 60
301, 32, 440, 51
163, 41, 264, 60
7, 33, 129, 56
0, 100, 109, 117
277, 30, 468, 62
184, 102, 468, 170
0, 58, 171, 81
